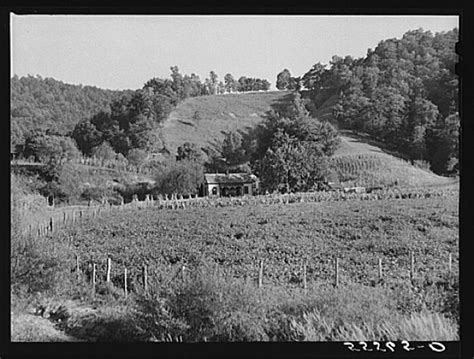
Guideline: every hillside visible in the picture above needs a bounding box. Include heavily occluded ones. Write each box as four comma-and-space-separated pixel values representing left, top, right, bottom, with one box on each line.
331, 132, 455, 188
11, 75, 130, 135
161, 90, 293, 155
161, 91, 455, 188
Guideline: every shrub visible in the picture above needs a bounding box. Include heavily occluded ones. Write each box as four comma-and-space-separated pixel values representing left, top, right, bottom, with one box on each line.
134, 295, 189, 342
60, 304, 146, 341
81, 186, 119, 204
11, 179, 76, 298
412, 160, 431, 171
127, 148, 148, 167
154, 160, 204, 196
91, 142, 117, 162
140, 266, 271, 342
116, 182, 153, 202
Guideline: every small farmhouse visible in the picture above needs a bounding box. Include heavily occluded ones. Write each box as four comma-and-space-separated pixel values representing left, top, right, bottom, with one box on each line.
203, 173, 259, 197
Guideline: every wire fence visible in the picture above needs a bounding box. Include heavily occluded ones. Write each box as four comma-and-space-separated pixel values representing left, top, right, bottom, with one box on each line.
24, 185, 458, 239
74, 250, 457, 299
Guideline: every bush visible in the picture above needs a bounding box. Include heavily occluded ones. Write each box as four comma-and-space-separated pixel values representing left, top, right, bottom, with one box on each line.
81, 186, 120, 204
59, 304, 146, 341
91, 142, 117, 162
412, 160, 431, 171
135, 295, 189, 342
154, 160, 204, 196
116, 182, 153, 202
11, 182, 75, 297
139, 266, 271, 342
127, 148, 148, 167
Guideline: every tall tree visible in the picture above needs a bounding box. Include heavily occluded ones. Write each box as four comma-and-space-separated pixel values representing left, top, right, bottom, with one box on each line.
170, 66, 185, 100
254, 92, 339, 192
224, 73, 237, 93
176, 142, 202, 162
222, 131, 247, 168
276, 69, 292, 90
209, 71, 219, 95
154, 160, 204, 196
71, 120, 103, 156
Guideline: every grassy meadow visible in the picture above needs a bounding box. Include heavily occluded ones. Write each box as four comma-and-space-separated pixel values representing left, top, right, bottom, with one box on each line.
161, 90, 292, 155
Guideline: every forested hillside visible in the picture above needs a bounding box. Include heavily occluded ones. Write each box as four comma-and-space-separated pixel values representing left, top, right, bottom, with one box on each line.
10, 75, 129, 135
300, 28, 459, 175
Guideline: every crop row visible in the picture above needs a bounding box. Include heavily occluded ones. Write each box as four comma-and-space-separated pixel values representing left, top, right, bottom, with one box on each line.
26, 184, 458, 240
47, 195, 458, 293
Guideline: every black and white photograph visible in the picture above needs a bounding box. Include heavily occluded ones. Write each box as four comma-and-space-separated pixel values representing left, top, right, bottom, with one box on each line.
8, 11, 463, 353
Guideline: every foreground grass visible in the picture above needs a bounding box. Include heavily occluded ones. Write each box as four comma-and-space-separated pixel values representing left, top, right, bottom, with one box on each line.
11, 269, 458, 342
11, 313, 80, 342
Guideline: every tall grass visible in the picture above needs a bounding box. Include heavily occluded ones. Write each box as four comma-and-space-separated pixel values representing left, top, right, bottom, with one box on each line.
128, 265, 458, 342
292, 310, 458, 341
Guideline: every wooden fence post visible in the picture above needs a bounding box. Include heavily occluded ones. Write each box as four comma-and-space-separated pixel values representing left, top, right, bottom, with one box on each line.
258, 259, 264, 288
143, 265, 148, 293
378, 258, 383, 280
409, 251, 415, 284
334, 257, 339, 287
92, 263, 97, 295
448, 253, 452, 275
76, 254, 81, 280
124, 267, 128, 298
302, 261, 307, 292
106, 257, 112, 283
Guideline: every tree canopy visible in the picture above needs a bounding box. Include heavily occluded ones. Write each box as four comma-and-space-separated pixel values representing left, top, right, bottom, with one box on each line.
301, 28, 459, 175
254, 92, 340, 193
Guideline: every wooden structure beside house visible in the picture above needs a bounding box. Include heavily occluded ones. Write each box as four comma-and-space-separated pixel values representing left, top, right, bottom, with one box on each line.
203, 173, 259, 197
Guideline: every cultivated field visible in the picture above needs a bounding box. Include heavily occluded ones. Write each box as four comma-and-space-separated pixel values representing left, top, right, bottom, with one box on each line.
330, 133, 455, 188
55, 193, 459, 288
18, 190, 455, 342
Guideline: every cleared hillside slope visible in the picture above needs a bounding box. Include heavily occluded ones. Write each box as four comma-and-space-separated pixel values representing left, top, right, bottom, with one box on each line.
331, 131, 455, 188
161, 91, 293, 155
161, 91, 455, 188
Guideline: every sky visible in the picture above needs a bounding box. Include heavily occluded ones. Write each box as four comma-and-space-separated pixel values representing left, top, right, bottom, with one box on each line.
10, 15, 459, 91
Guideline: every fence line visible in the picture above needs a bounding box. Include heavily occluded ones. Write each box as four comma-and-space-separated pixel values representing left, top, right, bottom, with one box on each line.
74, 251, 456, 298
25, 185, 458, 239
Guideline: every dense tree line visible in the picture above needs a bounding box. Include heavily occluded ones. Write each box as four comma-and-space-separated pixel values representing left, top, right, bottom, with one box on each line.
301, 28, 459, 175
10, 75, 128, 137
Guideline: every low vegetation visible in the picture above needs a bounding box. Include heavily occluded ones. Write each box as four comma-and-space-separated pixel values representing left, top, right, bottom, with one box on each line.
11, 188, 458, 341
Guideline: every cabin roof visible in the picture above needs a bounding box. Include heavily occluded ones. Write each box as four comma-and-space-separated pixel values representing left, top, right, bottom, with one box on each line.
204, 173, 258, 184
